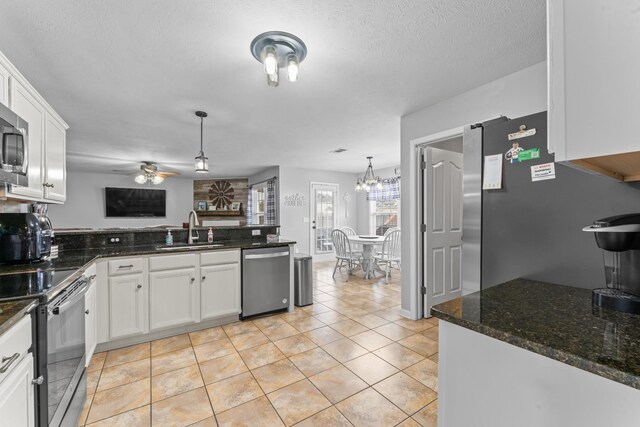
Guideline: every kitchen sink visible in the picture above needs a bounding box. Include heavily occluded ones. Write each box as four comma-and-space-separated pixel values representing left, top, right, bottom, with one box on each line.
155, 243, 225, 251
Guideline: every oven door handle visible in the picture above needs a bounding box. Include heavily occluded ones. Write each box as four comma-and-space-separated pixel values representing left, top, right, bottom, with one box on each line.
50, 280, 89, 316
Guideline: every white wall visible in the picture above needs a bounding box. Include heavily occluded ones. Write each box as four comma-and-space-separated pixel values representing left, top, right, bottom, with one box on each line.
48, 170, 193, 228
400, 61, 548, 318
355, 165, 400, 235
278, 166, 359, 260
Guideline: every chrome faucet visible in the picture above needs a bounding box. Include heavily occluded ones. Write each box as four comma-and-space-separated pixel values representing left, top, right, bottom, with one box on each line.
188, 210, 199, 244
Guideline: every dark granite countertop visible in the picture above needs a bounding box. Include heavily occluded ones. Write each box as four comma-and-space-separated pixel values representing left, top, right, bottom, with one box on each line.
431, 278, 640, 390
55, 225, 281, 235
0, 299, 37, 337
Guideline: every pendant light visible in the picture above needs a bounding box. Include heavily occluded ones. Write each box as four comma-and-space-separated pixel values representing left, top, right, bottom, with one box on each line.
194, 111, 209, 173
355, 156, 383, 192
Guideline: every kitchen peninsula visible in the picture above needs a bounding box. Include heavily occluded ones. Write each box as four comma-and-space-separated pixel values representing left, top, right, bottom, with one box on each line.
432, 279, 640, 427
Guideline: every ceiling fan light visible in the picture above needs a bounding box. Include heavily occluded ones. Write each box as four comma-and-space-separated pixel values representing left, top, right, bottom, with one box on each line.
262, 45, 278, 75
286, 53, 299, 82
152, 175, 164, 185
134, 173, 147, 184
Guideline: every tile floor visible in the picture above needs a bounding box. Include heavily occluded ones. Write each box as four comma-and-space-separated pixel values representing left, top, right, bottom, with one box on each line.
79, 261, 438, 427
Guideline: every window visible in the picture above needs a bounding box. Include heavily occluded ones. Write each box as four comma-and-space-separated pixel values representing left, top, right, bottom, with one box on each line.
252, 185, 266, 224
370, 199, 399, 236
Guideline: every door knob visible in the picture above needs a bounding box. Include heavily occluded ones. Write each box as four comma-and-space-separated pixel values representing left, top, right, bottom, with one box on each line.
137, 284, 142, 289
32, 376, 44, 385
85, 309, 90, 315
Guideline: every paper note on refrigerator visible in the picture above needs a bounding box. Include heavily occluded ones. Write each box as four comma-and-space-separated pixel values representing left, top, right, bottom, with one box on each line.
531, 162, 556, 181
483, 154, 503, 190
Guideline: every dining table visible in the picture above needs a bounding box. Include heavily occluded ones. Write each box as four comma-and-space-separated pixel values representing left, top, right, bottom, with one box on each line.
347, 235, 385, 279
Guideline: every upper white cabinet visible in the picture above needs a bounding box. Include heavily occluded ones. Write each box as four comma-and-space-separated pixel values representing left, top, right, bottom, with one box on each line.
0, 50, 68, 202
548, 0, 640, 181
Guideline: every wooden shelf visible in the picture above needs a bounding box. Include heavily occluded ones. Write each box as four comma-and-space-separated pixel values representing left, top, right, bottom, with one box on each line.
196, 210, 243, 217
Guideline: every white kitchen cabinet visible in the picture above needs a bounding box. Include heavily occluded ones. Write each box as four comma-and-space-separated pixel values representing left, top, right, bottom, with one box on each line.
149, 267, 199, 331
0, 354, 35, 427
548, 0, 640, 181
85, 276, 97, 366
0, 61, 10, 108
108, 273, 147, 340
43, 114, 66, 201
200, 263, 241, 320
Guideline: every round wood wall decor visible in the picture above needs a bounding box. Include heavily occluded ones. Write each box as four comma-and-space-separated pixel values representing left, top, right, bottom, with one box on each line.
209, 180, 235, 208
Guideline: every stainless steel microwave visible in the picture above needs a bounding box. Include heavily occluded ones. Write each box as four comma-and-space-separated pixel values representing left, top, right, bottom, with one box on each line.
0, 102, 28, 187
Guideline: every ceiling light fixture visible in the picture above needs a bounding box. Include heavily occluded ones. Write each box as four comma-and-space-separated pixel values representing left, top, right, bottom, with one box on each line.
195, 111, 209, 173
134, 162, 165, 185
250, 31, 307, 87
355, 157, 383, 192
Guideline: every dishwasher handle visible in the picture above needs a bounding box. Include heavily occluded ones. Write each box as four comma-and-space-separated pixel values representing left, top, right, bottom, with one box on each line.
244, 251, 290, 260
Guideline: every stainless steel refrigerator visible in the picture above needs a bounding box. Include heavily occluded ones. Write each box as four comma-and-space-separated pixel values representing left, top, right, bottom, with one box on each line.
462, 111, 640, 293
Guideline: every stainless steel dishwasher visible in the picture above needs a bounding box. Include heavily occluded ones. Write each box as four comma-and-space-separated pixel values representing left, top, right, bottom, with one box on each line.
241, 246, 291, 318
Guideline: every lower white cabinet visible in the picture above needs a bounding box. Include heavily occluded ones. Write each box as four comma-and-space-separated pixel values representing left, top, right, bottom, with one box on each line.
201, 263, 241, 320
85, 278, 97, 366
108, 273, 146, 340
0, 354, 35, 427
149, 267, 199, 331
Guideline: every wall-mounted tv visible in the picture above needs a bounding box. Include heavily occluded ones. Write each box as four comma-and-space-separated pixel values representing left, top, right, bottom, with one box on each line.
105, 187, 166, 217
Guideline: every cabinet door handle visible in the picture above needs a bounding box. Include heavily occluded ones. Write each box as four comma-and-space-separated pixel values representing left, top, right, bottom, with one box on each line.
42, 183, 54, 188
201, 276, 206, 281
190, 277, 196, 283
119, 265, 134, 269
0, 353, 20, 373
137, 284, 142, 289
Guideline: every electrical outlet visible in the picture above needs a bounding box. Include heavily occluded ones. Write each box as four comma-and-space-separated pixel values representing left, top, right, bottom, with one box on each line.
107, 236, 122, 244
252, 229, 261, 236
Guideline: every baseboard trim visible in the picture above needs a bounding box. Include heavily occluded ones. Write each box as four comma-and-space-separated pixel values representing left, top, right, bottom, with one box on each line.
399, 308, 417, 320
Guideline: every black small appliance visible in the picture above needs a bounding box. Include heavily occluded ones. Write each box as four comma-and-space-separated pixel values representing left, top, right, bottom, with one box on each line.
0, 213, 45, 263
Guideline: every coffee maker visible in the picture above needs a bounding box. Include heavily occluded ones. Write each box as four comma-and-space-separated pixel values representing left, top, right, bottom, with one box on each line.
584, 213, 640, 314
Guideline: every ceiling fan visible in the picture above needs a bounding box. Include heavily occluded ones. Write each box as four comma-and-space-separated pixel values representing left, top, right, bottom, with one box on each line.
113, 161, 181, 185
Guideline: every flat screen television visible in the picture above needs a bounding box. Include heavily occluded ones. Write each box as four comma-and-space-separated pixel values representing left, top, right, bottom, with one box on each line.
105, 187, 166, 217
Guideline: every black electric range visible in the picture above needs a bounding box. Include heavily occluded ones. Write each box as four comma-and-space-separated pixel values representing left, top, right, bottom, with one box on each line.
0, 269, 78, 303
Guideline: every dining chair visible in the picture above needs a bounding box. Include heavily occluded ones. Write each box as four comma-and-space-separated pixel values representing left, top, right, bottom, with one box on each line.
340, 226, 362, 253
374, 229, 401, 283
384, 226, 400, 237
331, 229, 361, 280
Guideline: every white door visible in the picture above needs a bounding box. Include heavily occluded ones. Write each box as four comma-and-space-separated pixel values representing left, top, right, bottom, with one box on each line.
423, 147, 463, 315
201, 263, 241, 320
109, 273, 146, 339
149, 267, 199, 331
85, 280, 97, 366
310, 183, 338, 256
0, 354, 35, 427
43, 114, 66, 202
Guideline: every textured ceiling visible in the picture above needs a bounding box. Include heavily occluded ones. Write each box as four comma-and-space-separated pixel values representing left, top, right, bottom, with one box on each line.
0, 0, 546, 178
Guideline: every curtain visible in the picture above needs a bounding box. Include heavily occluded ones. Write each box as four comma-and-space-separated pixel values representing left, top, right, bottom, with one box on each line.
366, 178, 400, 201
266, 178, 276, 225
246, 185, 253, 224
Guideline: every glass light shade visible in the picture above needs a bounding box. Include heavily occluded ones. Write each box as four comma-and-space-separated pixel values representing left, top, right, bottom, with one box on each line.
376, 180, 383, 190
267, 70, 279, 87
286, 53, 299, 82
152, 175, 164, 185
195, 153, 209, 173
134, 174, 147, 184
262, 45, 278, 75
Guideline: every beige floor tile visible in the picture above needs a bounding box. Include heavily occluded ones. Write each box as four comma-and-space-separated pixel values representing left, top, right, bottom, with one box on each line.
200, 352, 248, 384
189, 326, 227, 346
412, 400, 438, 427
151, 334, 191, 357
206, 372, 264, 413
280, 310, 310, 322
293, 406, 352, 427
151, 364, 204, 402
86, 369, 100, 395
373, 308, 404, 322
398, 334, 438, 357
288, 347, 340, 377
329, 320, 369, 337
428, 353, 439, 364
302, 303, 333, 315
87, 352, 106, 373
262, 323, 300, 341
351, 313, 389, 329
309, 365, 367, 404
189, 416, 218, 427
421, 326, 438, 342
87, 378, 150, 424
303, 326, 345, 346
239, 342, 286, 370
321, 338, 368, 363
335, 388, 406, 427
97, 358, 150, 392
373, 323, 415, 341
79, 393, 93, 426
216, 396, 284, 427
397, 417, 422, 427
267, 379, 331, 426
393, 318, 433, 333
152, 387, 213, 427
373, 372, 437, 415
344, 353, 398, 385
285, 316, 326, 333
312, 311, 349, 325
273, 334, 317, 357
349, 330, 393, 351
373, 343, 425, 370
104, 343, 150, 368
222, 321, 259, 337
193, 338, 237, 363
425, 317, 439, 326
253, 315, 287, 330
151, 346, 197, 376
313, 293, 335, 303
251, 359, 305, 394
228, 330, 270, 351
86, 405, 150, 426
404, 358, 438, 392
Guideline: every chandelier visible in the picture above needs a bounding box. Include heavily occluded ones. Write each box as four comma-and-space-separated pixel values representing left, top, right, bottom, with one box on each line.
355, 157, 383, 192
250, 31, 307, 87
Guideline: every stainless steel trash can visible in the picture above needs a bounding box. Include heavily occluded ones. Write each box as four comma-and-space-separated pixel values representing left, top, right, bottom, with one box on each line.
294, 253, 313, 307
